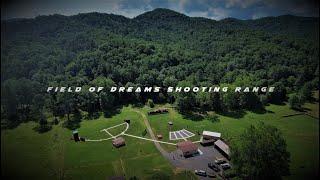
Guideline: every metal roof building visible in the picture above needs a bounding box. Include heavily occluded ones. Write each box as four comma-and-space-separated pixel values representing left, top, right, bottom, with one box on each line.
202, 131, 221, 139
214, 139, 230, 158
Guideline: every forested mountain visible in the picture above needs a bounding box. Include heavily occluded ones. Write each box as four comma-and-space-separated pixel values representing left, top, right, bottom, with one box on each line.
1, 8, 319, 129
245, 15, 319, 38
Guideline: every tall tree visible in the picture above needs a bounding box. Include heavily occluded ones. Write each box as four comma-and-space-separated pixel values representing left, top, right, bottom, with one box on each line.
231, 122, 290, 179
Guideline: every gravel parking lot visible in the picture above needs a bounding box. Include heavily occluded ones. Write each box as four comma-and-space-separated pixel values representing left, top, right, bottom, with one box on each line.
168, 145, 229, 179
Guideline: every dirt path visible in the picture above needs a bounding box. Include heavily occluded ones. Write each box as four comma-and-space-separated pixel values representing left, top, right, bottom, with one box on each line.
130, 109, 224, 180
132, 109, 193, 169
50, 124, 66, 179
133, 110, 171, 159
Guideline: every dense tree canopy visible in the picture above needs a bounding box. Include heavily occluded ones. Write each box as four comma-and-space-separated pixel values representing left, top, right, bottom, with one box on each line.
231, 122, 290, 179
1, 8, 319, 128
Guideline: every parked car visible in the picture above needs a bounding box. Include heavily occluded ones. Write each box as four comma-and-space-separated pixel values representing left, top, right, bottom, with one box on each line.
208, 163, 220, 172
207, 173, 216, 178
220, 163, 231, 170
195, 170, 207, 176
215, 158, 227, 164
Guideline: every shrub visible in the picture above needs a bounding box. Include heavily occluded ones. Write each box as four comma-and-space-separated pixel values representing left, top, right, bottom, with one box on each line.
288, 93, 303, 110
206, 114, 219, 123
147, 99, 155, 108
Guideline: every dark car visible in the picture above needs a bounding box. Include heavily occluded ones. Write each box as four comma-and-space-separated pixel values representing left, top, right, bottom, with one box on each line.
207, 173, 216, 178
195, 170, 207, 177
208, 163, 220, 172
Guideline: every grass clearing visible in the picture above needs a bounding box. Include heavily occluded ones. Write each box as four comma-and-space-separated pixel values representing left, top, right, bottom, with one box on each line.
2, 103, 318, 179
2, 106, 194, 180
145, 103, 319, 179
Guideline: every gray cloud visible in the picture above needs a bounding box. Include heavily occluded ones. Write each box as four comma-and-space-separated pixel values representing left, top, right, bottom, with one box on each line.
1, 0, 319, 20
225, 0, 262, 8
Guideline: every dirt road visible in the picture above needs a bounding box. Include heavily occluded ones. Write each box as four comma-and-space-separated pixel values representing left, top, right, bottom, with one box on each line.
133, 110, 171, 158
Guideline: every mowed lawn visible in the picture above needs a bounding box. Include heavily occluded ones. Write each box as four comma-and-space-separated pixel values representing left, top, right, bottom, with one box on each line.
146, 103, 319, 180
2, 104, 318, 179
1, 106, 195, 180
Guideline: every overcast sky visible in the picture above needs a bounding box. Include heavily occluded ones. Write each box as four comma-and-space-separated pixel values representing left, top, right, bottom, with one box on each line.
2, 0, 319, 20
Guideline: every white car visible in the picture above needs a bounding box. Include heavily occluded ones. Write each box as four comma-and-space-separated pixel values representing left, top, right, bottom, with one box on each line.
220, 163, 231, 170
195, 170, 207, 176
214, 158, 227, 164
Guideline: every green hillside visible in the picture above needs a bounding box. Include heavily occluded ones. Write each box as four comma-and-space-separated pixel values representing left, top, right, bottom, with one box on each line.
2, 9, 319, 127
2, 103, 318, 179
1, 8, 319, 180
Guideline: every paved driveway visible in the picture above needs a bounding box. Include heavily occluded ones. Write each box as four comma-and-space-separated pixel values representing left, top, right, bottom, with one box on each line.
134, 109, 229, 179
168, 145, 227, 179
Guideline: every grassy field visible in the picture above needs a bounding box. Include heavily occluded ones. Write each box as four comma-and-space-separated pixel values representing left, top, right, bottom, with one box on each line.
1, 107, 195, 180
145, 103, 319, 180
1, 102, 319, 180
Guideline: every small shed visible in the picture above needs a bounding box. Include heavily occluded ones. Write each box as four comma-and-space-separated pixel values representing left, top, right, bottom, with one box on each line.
112, 137, 126, 148
157, 134, 163, 139
73, 130, 80, 142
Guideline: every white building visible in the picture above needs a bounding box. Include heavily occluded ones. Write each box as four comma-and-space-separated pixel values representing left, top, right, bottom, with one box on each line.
202, 131, 221, 140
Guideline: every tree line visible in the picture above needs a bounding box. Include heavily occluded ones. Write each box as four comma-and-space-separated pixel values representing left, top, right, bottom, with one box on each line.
1, 9, 319, 130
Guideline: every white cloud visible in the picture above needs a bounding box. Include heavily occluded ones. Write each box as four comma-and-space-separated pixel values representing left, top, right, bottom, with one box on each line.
186, 7, 229, 20
114, 8, 146, 18
209, 7, 229, 20
187, 11, 209, 18
225, 0, 261, 8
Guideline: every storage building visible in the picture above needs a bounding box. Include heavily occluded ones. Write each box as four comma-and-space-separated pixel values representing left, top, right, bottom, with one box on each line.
112, 137, 126, 148
214, 139, 230, 159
